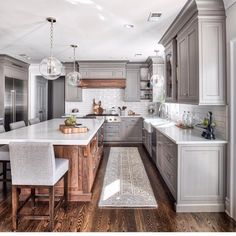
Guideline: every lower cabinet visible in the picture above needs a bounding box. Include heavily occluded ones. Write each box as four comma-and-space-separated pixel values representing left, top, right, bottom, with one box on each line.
121, 117, 142, 142
103, 117, 142, 143
143, 129, 152, 157
104, 122, 122, 142
156, 129, 225, 212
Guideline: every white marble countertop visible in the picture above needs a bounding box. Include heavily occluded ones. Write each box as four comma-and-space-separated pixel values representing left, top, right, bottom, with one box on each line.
152, 122, 227, 145
0, 118, 104, 146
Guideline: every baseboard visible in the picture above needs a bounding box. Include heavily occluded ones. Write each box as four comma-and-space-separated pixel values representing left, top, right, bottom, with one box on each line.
225, 197, 231, 216
175, 203, 225, 212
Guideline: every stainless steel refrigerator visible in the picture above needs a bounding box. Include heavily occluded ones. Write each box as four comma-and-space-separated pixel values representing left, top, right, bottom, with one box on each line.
4, 77, 28, 131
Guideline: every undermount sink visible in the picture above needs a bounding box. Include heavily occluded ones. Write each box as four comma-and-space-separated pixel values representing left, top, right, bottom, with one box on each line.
143, 118, 169, 133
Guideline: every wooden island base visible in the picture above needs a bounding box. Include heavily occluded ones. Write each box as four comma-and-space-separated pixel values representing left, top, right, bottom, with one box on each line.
21, 134, 103, 202
53, 141, 103, 202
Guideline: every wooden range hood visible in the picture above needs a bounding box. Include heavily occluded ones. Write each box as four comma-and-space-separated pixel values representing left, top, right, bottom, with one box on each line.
78, 78, 126, 88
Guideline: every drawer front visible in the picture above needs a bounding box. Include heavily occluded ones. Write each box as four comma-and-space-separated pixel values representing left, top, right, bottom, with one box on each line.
104, 133, 120, 141
104, 123, 120, 133
122, 117, 142, 125
162, 157, 177, 199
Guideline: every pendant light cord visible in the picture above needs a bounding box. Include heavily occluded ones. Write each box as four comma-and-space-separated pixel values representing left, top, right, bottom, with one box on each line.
50, 19, 54, 58
73, 46, 76, 72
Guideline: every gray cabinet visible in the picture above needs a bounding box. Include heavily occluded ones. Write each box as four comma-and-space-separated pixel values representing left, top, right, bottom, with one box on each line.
177, 17, 226, 105
125, 67, 140, 102
103, 117, 142, 143
143, 129, 152, 156
64, 63, 82, 102
155, 129, 226, 212
122, 117, 142, 142
104, 122, 122, 142
156, 131, 177, 199
159, 0, 226, 105
165, 39, 177, 102
177, 21, 199, 103
79, 61, 126, 79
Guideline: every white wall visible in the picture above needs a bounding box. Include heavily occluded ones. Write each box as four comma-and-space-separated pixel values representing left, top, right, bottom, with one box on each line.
225, 1, 236, 220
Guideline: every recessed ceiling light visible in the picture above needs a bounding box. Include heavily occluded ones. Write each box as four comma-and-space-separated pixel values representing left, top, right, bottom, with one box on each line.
124, 24, 134, 29
148, 12, 162, 22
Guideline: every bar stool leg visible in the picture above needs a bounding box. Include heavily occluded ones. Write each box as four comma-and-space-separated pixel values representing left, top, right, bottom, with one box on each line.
31, 188, 36, 208
64, 172, 68, 212
3, 162, 7, 192
12, 186, 18, 231
49, 186, 55, 232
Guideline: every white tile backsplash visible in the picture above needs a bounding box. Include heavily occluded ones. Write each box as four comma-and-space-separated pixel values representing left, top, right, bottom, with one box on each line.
65, 89, 228, 139
65, 89, 152, 116
165, 103, 228, 139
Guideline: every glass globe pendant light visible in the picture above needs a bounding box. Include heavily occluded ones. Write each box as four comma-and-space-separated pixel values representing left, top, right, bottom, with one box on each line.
66, 45, 82, 87
39, 17, 62, 80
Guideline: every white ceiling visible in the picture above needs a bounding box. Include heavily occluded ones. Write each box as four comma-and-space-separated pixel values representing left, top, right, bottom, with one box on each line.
0, 0, 228, 63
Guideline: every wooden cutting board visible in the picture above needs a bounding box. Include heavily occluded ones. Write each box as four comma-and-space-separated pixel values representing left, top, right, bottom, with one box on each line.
59, 124, 88, 134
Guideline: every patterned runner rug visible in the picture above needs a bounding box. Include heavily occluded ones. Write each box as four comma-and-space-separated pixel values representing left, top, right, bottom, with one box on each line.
98, 147, 157, 208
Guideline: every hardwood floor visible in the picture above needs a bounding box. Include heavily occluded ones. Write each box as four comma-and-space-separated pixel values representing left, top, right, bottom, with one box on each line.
0, 145, 235, 232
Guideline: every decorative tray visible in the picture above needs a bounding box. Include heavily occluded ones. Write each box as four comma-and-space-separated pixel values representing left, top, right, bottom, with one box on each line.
59, 124, 89, 134
175, 124, 194, 129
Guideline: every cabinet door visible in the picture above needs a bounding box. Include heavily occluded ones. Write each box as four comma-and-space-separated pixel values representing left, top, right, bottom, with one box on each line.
103, 123, 122, 142
177, 35, 189, 102
199, 21, 225, 105
122, 118, 142, 142
124, 70, 140, 102
65, 84, 82, 102
112, 70, 126, 78
179, 145, 224, 203
165, 39, 177, 102
187, 25, 199, 102
177, 23, 199, 104
80, 68, 125, 79
65, 65, 82, 102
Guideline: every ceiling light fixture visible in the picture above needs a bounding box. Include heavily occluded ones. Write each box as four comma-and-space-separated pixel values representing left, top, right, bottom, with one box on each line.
135, 53, 142, 56
124, 24, 134, 29
148, 12, 162, 22
66, 45, 82, 87
39, 17, 62, 80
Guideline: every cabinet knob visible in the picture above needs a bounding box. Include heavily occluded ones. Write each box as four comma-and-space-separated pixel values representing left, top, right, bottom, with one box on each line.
183, 92, 188, 96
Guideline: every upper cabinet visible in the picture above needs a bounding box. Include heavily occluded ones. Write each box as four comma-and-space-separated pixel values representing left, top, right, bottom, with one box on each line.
165, 39, 177, 102
78, 61, 126, 79
177, 20, 199, 103
64, 62, 83, 102
159, 0, 226, 105
124, 63, 141, 102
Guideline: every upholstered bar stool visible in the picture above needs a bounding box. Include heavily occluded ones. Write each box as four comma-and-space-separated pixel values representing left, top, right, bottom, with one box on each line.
28, 118, 40, 125
9, 142, 69, 231
9, 121, 26, 130
0, 125, 10, 192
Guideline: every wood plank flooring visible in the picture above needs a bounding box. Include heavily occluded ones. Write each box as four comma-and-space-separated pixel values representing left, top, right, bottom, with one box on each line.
0, 145, 235, 232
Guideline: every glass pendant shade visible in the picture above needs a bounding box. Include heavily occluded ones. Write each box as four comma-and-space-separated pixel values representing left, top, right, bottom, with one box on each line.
39, 17, 62, 80
39, 56, 63, 80
66, 44, 81, 87
66, 71, 82, 86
